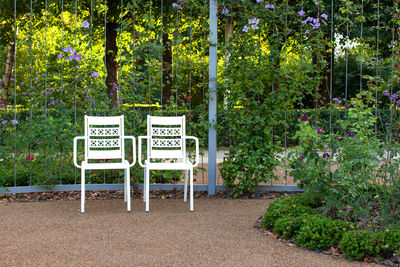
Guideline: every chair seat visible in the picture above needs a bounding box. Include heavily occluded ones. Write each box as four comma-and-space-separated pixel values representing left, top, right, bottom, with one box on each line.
82, 160, 130, 170
145, 161, 193, 170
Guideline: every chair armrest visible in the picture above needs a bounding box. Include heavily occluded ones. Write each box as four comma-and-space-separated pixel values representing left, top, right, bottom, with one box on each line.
138, 136, 148, 167
185, 136, 199, 167
124, 136, 136, 167
73, 136, 85, 168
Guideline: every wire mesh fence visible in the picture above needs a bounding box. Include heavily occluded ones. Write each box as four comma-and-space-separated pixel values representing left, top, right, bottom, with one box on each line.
0, 0, 399, 193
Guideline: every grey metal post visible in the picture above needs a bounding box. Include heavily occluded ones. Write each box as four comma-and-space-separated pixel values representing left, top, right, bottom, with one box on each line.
208, 0, 217, 195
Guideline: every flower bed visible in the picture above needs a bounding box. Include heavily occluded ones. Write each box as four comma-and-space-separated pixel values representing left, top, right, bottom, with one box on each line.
261, 194, 400, 263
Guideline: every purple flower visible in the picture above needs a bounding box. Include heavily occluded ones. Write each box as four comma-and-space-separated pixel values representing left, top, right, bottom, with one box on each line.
348, 131, 355, 137
396, 99, 400, 105
57, 53, 63, 59
390, 94, 398, 101
82, 20, 90, 28
172, 3, 182, 9
11, 120, 18, 125
321, 13, 328, 20
304, 30, 309, 34
298, 10, 305, 16
324, 145, 329, 150
68, 55, 75, 61
317, 127, 322, 134
265, 3, 274, 9
74, 54, 82, 61
398, 133, 400, 137
311, 18, 321, 29
84, 88, 89, 93
242, 25, 249, 32
20, 82, 24, 86
22, 92, 26, 95
1, 120, 7, 125
221, 6, 230, 15
256, 0, 264, 2
383, 90, 389, 96
251, 24, 259, 30
249, 18, 260, 25
62, 47, 72, 53
333, 98, 342, 104
10, 78, 15, 81
301, 115, 309, 121
91, 71, 99, 78
322, 153, 330, 158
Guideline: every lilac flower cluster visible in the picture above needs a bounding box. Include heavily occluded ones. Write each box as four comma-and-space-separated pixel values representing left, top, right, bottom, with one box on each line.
91, 71, 99, 78
301, 13, 327, 30
221, 6, 230, 15
41, 87, 55, 95
172, 1, 183, 10
256, 0, 264, 2
333, 98, 342, 104
58, 47, 83, 62
82, 20, 90, 29
383, 90, 400, 105
1, 120, 18, 125
243, 17, 260, 32
265, 3, 275, 9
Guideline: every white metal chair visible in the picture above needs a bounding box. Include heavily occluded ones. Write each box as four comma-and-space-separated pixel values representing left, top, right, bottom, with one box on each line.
138, 115, 199, 212
73, 115, 136, 213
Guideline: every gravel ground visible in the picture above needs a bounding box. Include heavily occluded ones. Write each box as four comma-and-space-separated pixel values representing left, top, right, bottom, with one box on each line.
0, 196, 378, 267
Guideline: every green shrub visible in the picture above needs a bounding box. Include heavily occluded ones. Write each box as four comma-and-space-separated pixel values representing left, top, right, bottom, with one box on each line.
382, 231, 400, 256
273, 214, 309, 240
340, 230, 382, 260
339, 230, 400, 260
294, 215, 355, 251
261, 196, 315, 230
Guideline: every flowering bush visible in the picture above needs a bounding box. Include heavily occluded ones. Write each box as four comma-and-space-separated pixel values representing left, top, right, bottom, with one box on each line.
219, 0, 328, 197
288, 90, 400, 230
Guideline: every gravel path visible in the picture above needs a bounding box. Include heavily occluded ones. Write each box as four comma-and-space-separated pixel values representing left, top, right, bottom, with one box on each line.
0, 198, 377, 266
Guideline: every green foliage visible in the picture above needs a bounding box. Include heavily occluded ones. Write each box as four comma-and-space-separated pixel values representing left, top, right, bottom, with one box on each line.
340, 230, 400, 261
273, 215, 306, 240
261, 195, 316, 229
219, 0, 329, 196
288, 89, 400, 230
264, 195, 400, 261
340, 230, 384, 260
294, 214, 355, 251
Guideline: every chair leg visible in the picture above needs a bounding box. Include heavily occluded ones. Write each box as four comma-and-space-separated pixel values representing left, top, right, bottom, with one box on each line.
81, 168, 85, 213
145, 167, 150, 212
190, 168, 194, 212
143, 167, 146, 203
124, 169, 127, 202
126, 168, 131, 212
184, 170, 188, 202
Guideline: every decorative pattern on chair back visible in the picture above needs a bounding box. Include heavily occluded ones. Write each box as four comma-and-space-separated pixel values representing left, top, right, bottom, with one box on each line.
85, 115, 125, 161
147, 115, 185, 160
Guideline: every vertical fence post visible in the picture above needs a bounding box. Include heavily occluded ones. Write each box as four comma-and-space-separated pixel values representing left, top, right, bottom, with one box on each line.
208, 0, 217, 195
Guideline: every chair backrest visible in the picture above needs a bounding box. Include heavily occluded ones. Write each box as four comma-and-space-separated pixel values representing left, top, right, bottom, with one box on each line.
147, 115, 186, 160
84, 115, 125, 162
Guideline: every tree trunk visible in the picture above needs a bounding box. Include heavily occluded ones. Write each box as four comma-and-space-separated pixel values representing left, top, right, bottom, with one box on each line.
162, 32, 173, 106
0, 43, 16, 106
105, 21, 119, 108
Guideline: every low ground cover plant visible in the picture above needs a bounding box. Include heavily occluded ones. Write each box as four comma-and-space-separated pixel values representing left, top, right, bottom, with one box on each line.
262, 195, 400, 261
